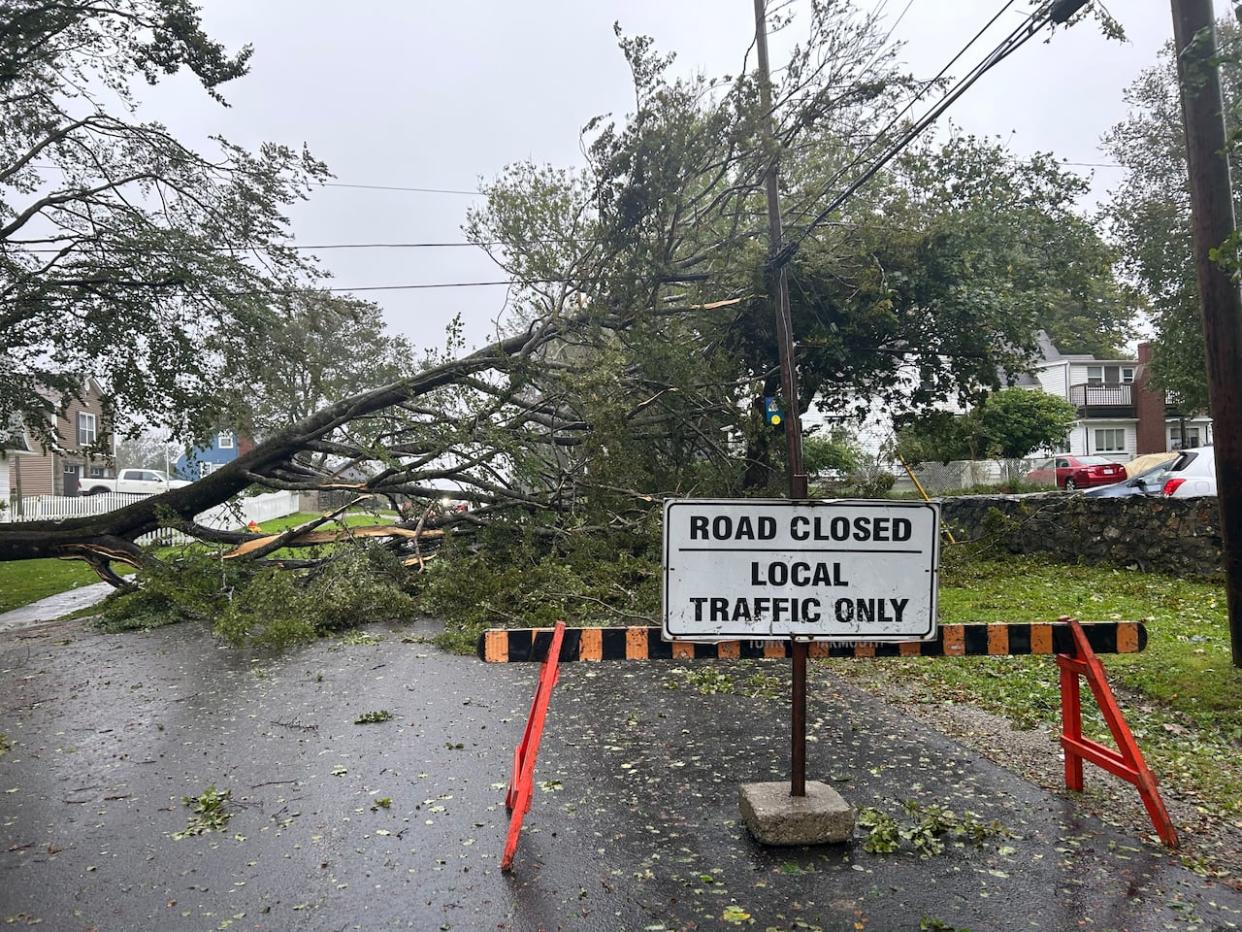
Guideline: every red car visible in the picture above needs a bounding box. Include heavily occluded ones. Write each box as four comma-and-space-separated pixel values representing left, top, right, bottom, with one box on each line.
1025, 455, 1127, 491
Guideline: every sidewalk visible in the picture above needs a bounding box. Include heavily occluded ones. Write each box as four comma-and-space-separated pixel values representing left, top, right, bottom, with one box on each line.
0, 581, 112, 633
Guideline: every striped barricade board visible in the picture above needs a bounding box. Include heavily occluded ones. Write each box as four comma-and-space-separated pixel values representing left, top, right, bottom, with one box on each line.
477, 621, 1146, 664
481, 617, 1176, 858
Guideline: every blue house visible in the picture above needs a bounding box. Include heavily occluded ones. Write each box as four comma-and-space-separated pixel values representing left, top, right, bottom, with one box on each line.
174, 429, 249, 480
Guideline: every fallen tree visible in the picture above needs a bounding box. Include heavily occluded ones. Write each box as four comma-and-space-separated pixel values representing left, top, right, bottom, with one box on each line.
0, 2, 1135, 616
0, 314, 591, 569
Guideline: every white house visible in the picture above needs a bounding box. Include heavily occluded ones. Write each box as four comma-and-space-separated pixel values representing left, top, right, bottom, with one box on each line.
0, 416, 36, 514
1019, 333, 1212, 460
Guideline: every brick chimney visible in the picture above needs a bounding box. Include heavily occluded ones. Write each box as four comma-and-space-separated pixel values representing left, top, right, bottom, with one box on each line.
1134, 342, 1167, 454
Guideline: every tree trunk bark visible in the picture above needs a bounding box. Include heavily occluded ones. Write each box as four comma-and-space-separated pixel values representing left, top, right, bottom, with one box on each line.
0, 321, 559, 564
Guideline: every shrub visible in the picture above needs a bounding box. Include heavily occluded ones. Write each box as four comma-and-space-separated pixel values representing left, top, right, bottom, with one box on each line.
418, 529, 661, 653
99, 543, 416, 648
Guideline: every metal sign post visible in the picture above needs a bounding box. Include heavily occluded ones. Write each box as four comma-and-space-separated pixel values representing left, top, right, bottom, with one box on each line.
752, 0, 812, 797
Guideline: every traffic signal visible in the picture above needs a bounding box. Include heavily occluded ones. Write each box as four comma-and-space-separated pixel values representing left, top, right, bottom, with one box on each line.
763, 396, 784, 431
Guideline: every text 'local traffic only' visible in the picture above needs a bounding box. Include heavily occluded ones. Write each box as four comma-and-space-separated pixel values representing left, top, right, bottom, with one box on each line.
663, 499, 940, 642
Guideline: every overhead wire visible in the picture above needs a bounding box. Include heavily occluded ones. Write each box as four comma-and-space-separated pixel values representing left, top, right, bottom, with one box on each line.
786, 0, 1018, 226
321, 181, 480, 195
19, 162, 483, 195
12, 240, 561, 253
785, 0, 1076, 254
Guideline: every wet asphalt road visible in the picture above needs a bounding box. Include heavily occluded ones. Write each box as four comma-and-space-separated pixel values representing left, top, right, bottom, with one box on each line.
1, 618, 1240, 932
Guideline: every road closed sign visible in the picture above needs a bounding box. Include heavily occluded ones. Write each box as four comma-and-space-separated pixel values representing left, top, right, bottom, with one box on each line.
663, 499, 939, 642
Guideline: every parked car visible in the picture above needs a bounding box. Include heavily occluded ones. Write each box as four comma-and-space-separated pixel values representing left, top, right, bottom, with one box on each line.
1157, 446, 1217, 498
1025, 455, 1127, 491
1083, 461, 1171, 498
82, 467, 190, 496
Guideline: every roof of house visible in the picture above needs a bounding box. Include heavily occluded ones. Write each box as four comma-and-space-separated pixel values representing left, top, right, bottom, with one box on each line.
1034, 331, 1136, 366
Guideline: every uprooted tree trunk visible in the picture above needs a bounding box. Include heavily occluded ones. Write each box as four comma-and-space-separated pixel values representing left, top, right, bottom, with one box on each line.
0, 318, 573, 572
0, 303, 754, 586
3, 6, 1069, 590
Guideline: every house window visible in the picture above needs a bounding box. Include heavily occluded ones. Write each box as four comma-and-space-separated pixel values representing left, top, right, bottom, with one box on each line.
217, 431, 234, 449
1121, 367, 1135, 384
64, 463, 78, 474
88, 466, 106, 478
199, 462, 219, 478
1086, 365, 1103, 385
1094, 428, 1126, 452
77, 412, 97, 446
1171, 426, 1201, 449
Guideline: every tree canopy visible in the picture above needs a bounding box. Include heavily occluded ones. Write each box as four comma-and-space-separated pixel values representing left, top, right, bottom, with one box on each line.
894, 388, 1077, 466
231, 290, 414, 441
0, 0, 327, 444
976, 388, 1077, 461
0, 3, 1137, 613
1103, 16, 1242, 413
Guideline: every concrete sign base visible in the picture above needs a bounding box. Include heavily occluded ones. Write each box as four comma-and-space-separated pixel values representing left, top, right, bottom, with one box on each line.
739, 781, 855, 845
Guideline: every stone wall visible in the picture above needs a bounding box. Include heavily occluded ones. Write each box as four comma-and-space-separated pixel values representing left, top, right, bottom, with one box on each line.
939, 493, 1223, 576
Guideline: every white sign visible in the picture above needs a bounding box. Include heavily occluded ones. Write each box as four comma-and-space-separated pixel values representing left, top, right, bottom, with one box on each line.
663, 498, 939, 642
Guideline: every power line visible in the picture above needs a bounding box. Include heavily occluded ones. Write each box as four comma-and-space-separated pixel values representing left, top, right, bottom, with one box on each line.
20, 163, 483, 195
224, 273, 701, 295
314, 280, 522, 291
33, 269, 711, 295
1060, 160, 1125, 169
788, 0, 1084, 253
881, 0, 918, 42
262, 241, 493, 249
787, 0, 1018, 225
321, 182, 480, 195
12, 240, 535, 253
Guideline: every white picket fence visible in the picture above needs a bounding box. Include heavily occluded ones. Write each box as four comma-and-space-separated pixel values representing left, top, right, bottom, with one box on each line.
889, 458, 1045, 495
1, 489, 301, 546
193, 490, 302, 531
4, 491, 147, 521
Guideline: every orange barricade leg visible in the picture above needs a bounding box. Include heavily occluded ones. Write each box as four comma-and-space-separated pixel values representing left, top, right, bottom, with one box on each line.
501, 621, 565, 872
1057, 618, 1178, 848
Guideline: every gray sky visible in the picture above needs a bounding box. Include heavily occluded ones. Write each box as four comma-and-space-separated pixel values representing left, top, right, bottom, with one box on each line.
139, 2, 1216, 351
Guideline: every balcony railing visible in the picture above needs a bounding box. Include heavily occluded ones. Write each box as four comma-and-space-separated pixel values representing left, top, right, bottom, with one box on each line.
1068, 383, 1134, 410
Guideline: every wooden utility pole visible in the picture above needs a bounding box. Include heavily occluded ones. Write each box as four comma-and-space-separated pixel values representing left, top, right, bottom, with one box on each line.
752, 0, 812, 794
1171, 0, 1242, 667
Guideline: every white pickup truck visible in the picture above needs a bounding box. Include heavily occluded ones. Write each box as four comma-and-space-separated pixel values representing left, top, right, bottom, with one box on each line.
82, 468, 190, 496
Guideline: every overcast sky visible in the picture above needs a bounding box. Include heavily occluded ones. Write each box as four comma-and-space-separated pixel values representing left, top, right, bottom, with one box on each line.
138, 1, 1226, 352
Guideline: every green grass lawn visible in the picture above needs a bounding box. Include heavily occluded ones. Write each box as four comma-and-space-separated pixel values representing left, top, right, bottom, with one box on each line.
0, 558, 135, 614
257, 511, 396, 533
835, 553, 1242, 821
